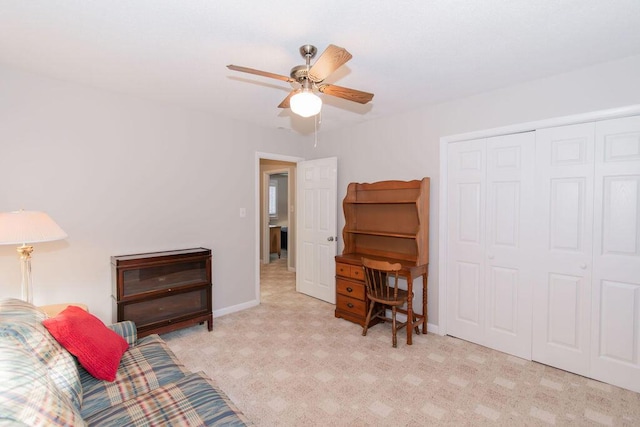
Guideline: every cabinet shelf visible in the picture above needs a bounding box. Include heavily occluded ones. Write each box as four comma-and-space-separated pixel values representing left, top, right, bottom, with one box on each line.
343, 228, 418, 239
345, 200, 417, 204
341, 178, 430, 265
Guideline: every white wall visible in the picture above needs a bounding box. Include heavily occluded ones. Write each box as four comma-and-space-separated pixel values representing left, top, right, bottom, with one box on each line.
307, 54, 640, 329
3, 54, 640, 328
0, 65, 305, 323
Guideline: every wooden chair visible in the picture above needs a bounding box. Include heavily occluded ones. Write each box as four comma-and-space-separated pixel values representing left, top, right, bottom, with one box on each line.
361, 258, 420, 347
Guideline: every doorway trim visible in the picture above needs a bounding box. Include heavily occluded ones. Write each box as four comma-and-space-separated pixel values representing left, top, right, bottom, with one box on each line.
255, 151, 304, 304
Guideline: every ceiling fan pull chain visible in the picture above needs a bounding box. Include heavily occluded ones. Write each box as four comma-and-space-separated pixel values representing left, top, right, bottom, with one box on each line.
314, 111, 320, 148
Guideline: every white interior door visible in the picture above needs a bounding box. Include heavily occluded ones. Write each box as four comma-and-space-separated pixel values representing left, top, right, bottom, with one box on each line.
591, 116, 640, 392
532, 123, 595, 376
296, 157, 337, 303
447, 133, 534, 359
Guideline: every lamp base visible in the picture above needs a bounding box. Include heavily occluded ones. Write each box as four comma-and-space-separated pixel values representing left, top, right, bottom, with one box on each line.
17, 244, 34, 304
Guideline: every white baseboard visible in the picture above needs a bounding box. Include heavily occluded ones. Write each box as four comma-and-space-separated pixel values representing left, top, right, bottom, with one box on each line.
427, 322, 439, 335
213, 299, 259, 318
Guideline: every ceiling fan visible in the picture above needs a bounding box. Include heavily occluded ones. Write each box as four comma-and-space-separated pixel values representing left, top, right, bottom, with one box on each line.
227, 44, 374, 117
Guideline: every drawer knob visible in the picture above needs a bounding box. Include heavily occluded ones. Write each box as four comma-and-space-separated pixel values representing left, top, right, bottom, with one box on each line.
347, 303, 354, 308
346, 287, 353, 292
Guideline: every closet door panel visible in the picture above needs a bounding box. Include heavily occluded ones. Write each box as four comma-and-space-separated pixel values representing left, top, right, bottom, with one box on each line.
447, 140, 486, 340
549, 178, 586, 250
456, 261, 482, 324
592, 116, 640, 392
487, 266, 518, 333
546, 273, 585, 349
532, 123, 595, 376
484, 133, 534, 359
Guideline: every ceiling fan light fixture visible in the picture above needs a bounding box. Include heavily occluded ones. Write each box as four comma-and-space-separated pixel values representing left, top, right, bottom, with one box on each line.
290, 89, 322, 118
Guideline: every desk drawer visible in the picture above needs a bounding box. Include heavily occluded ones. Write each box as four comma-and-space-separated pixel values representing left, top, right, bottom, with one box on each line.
349, 265, 364, 280
336, 262, 364, 280
336, 294, 367, 317
336, 278, 365, 300
336, 263, 351, 278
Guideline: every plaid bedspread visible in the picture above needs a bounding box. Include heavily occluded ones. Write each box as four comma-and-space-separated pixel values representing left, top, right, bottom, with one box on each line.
80, 334, 192, 419
85, 371, 250, 426
1, 299, 250, 427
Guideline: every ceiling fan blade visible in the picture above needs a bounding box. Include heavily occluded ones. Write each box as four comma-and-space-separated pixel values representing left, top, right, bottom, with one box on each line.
308, 44, 352, 82
226, 65, 294, 83
278, 91, 295, 109
318, 84, 374, 104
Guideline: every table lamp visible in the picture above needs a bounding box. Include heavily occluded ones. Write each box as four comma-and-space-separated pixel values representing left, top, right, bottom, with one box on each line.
0, 210, 67, 304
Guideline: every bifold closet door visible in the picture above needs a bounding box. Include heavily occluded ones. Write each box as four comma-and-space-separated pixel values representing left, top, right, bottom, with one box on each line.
447, 132, 534, 359
591, 116, 640, 393
532, 123, 595, 377
533, 117, 640, 391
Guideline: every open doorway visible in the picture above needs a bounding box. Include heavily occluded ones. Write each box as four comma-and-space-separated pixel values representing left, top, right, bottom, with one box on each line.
255, 152, 302, 304
259, 160, 296, 270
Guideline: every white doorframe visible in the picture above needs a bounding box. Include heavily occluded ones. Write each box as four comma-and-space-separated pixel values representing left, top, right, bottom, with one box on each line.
438, 104, 640, 337
255, 152, 304, 304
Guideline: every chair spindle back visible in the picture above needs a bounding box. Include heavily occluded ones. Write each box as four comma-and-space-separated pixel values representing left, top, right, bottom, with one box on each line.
362, 258, 402, 301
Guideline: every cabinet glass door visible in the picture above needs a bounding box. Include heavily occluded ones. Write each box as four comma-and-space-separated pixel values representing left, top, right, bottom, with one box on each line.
122, 261, 207, 296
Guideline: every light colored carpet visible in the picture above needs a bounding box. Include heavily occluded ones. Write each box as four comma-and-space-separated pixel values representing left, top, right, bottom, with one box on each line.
163, 255, 640, 426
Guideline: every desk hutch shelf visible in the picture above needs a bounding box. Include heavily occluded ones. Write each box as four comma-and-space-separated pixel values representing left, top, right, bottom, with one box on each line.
335, 178, 430, 328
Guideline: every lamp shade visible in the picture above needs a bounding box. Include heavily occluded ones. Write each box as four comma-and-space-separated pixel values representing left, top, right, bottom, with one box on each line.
0, 210, 67, 245
290, 89, 322, 117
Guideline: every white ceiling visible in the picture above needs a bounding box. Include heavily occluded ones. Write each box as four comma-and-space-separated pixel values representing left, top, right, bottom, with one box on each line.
2, 1, 640, 134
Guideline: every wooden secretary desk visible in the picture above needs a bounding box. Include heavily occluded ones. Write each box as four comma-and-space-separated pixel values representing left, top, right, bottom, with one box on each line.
335, 178, 430, 345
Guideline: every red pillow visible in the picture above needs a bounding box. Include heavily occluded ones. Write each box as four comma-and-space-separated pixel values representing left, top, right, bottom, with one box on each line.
43, 306, 129, 381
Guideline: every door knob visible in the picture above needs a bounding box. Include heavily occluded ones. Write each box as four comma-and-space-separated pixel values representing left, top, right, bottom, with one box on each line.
579, 263, 587, 269
488, 254, 494, 259
327, 236, 334, 241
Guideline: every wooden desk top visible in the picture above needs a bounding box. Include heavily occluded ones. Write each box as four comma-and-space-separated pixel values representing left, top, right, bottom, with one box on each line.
336, 253, 428, 277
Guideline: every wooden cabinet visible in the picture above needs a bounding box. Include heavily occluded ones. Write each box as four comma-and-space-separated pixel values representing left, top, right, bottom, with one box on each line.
269, 225, 281, 258
111, 248, 213, 338
335, 178, 430, 327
